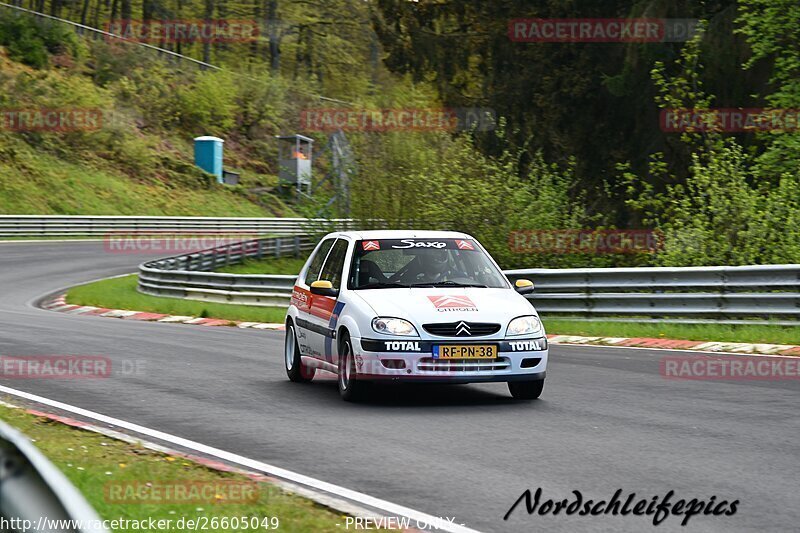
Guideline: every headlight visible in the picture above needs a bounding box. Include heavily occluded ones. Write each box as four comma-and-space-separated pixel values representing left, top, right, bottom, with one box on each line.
507, 315, 542, 336
371, 317, 418, 337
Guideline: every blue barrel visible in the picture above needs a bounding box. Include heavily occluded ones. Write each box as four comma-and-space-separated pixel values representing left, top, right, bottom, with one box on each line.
194, 136, 224, 183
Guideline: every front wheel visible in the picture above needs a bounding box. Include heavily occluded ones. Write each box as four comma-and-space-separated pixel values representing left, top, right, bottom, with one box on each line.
508, 380, 544, 400
285, 323, 315, 383
338, 335, 367, 402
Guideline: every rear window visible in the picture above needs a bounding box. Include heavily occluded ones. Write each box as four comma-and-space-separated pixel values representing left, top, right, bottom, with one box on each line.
348, 238, 508, 289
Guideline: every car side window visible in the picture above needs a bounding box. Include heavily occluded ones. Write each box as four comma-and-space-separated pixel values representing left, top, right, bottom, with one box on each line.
302, 239, 335, 285
318, 239, 349, 289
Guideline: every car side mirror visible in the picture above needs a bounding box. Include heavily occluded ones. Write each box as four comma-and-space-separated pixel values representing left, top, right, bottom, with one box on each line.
514, 279, 534, 295
310, 280, 339, 297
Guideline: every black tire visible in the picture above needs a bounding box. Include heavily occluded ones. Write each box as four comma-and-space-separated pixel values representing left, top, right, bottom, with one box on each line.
285, 322, 315, 383
508, 380, 544, 400
338, 333, 367, 401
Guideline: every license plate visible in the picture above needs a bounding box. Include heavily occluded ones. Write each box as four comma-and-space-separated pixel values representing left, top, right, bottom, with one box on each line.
433, 345, 497, 359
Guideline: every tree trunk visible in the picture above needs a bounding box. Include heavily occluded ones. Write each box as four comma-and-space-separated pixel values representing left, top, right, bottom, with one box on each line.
202, 0, 214, 64
120, 0, 131, 21
216, 0, 228, 53
79, 0, 90, 26
266, 0, 280, 72
142, 0, 154, 21
175, 0, 183, 55
250, 0, 260, 58
93, 0, 103, 32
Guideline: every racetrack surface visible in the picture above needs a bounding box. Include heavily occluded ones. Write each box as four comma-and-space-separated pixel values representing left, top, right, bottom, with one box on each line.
1, 241, 798, 532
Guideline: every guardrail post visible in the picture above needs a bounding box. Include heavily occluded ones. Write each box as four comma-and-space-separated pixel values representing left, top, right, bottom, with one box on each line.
257, 239, 264, 259
293, 235, 301, 257
275, 237, 282, 259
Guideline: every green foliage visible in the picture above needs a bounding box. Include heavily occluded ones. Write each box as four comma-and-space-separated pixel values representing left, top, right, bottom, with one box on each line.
625, 141, 754, 265
620, 11, 800, 266
736, 0, 800, 180
0, 136, 272, 215
3, 0, 800, 270
0, 12, 79, 68
177, 70, 239, 133
110, 64, 184, 130
235, 73, 292, 138
370, 0, 747, 215
624, 134, 800, 266
350, 125, 595, 268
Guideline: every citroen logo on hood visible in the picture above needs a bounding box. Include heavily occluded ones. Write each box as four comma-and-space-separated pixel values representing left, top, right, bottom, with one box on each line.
455, 321, 471, 336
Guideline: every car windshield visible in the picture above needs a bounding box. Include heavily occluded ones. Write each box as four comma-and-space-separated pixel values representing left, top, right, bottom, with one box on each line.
349, 238, 509, 289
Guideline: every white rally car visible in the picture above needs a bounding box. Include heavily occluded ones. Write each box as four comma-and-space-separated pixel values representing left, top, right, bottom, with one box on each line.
284, 231, 548, 401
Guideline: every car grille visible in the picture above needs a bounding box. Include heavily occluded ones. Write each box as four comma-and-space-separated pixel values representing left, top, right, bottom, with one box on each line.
417, 357, 510, 372
422, 321, 501, 337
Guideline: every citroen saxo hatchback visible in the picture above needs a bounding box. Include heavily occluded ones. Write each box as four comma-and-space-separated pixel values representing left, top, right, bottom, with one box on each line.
284, 231, 548, 401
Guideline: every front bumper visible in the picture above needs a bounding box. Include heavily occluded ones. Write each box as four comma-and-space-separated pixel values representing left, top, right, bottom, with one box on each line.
353, 336, 548, 384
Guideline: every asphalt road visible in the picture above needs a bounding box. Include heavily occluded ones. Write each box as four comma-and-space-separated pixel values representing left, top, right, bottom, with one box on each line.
0, 241, 798, 532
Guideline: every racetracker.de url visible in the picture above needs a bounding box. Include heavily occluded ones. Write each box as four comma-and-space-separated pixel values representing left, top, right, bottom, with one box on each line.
0, 516, 280, 532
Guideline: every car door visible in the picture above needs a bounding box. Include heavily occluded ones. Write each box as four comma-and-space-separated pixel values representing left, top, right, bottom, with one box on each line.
292, 238, 335, 361
306, 238, 350, 364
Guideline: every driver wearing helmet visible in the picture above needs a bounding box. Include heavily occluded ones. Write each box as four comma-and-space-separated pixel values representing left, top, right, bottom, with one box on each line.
402, 250, 451, 283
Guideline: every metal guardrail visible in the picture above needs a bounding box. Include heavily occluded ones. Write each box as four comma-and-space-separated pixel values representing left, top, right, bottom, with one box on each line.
0, 216, 354, 237
0, 420, 108, 533
506, 264, 800, 322
138, 236, 311, 307
138, 235, 800, 322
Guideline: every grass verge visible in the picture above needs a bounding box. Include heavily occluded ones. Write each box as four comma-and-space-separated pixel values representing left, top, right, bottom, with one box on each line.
0, 403, 354, 532
0, 138, 288, 217
67, 275, 287, 324
215, 258, 305, 275
64, 270, 799, 346
542, 318, 800, 345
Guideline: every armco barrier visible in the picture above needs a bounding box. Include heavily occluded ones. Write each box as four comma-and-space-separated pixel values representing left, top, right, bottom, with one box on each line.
138, 236, 312, 307
505, 264, 800, 321
0, 420, 108, 532
138, 235, 800, 322
0, 215, 354, 237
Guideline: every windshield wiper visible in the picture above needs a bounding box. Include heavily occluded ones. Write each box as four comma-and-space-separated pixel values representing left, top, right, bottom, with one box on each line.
409, 281, 487, 288
357, 282, 410, 289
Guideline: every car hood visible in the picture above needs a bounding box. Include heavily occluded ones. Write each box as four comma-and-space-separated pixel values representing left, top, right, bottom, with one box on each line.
353, 287, 537, 327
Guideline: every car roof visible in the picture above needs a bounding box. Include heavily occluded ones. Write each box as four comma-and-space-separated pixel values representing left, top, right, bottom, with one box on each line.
322, 230, 472, 240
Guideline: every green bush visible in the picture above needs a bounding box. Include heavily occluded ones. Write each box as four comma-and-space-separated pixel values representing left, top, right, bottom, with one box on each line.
177, 70, 238, 134
349, 126, 598, 269
0, 12, 78, 68
624, 140, 800, 266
